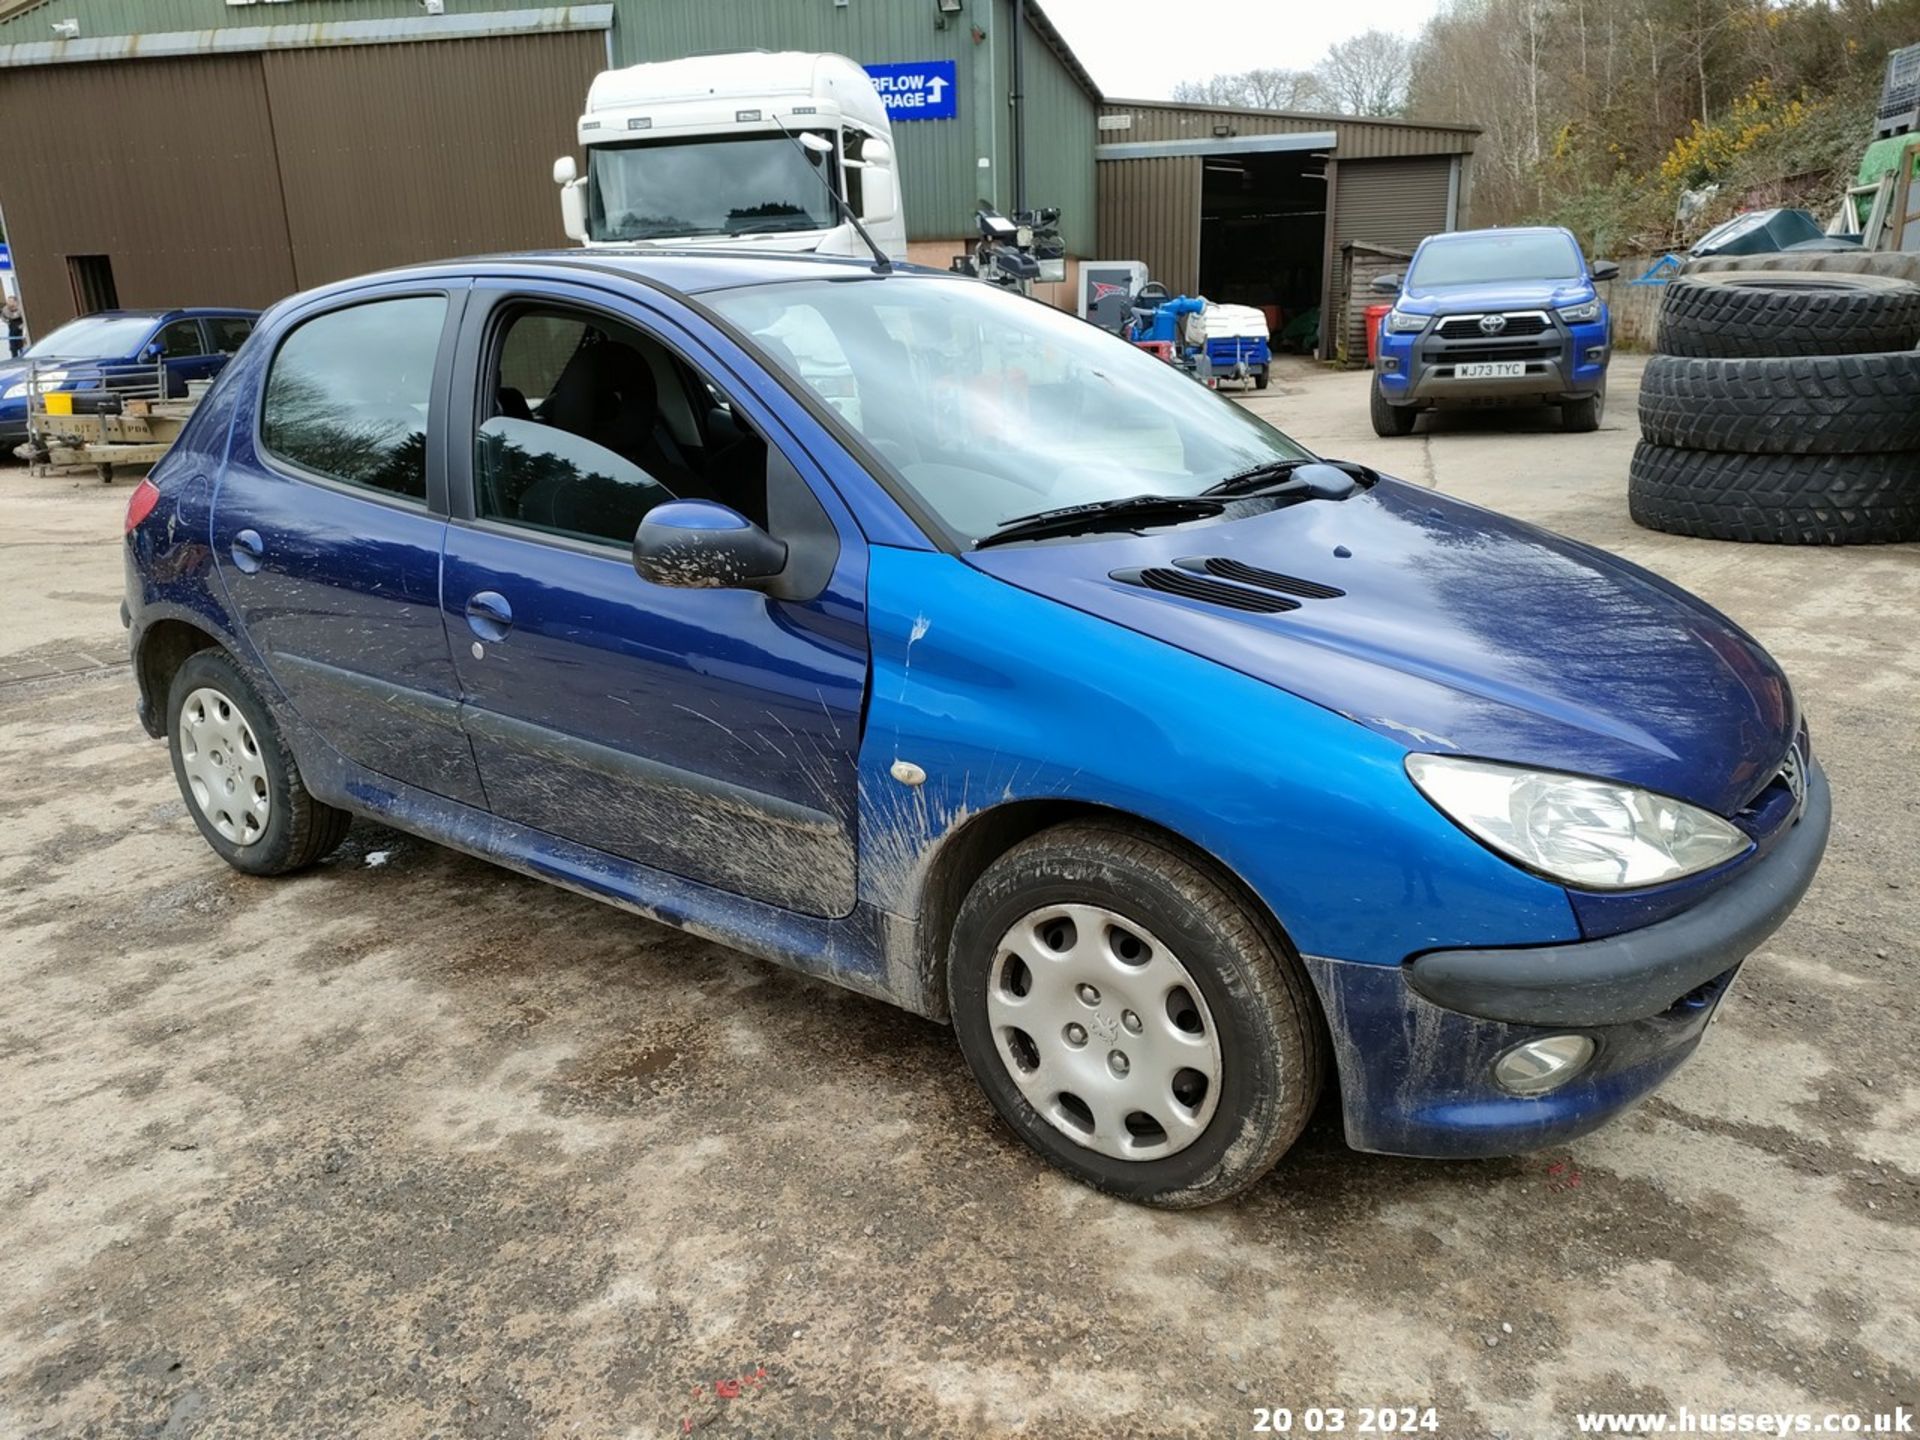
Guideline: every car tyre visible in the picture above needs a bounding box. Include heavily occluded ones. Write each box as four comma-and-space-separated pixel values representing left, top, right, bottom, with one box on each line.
1654, 270, 1920, 359
1561, 384, 1605, 433
1627, 441, 1920, 545
1638, 350, 1920, 456
166, 649, 351, 876
1369, 376, 1417, 436
948, 819, 1322, 1207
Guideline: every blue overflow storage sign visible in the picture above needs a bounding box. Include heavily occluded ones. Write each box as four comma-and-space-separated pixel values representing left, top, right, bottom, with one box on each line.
864, 61, 958, 121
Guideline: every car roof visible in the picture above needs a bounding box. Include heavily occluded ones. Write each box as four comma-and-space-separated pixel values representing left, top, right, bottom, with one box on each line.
1422, 225, 1572, 243
295, 248, 951, 305
69, 307, 261, 322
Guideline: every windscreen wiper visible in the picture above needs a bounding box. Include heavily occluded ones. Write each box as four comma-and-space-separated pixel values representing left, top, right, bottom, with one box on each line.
1203, 458, 1361, 501
973, 493, 1225, 550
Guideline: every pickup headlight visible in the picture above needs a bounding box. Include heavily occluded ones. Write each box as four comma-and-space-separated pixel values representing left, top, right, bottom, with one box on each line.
1406, 754, 1749, 890
1383, 308, 1429, 334
1557, 299, 1602, 324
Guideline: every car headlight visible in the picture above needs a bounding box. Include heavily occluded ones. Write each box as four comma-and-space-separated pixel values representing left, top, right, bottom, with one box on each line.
5, 367, 70, 400
1406, 754, 1749, 890
1, 382, 24, 401
1557, 299, 1602, 324
1384, 308, 1429, 334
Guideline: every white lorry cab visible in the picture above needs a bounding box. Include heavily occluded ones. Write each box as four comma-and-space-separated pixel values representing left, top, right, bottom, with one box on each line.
554, 51, 906, 260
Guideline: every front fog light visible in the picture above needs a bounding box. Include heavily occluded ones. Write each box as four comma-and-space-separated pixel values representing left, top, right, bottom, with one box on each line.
1493, 1034, 1595, 1096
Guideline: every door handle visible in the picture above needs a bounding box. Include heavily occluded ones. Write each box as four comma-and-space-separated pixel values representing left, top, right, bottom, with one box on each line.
230, 528, 264, 574
464, 590, 513, 642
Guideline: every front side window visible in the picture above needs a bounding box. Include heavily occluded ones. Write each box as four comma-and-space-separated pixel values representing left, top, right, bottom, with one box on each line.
708, 276, 1313, 544
1409, 233, 1584, 288
261, 296, 446, 502
155, 320, 205, 359
475, 306, 769, 547
587, 133, 838, 243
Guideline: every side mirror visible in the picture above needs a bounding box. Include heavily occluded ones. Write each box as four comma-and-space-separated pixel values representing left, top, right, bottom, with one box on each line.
554, 155, 588, 242
1591, 260, 1621, 282
1370, 272, 1404, 296
142, 342, 163, 362
633, 500, 787, 591
863, 163, 899, 226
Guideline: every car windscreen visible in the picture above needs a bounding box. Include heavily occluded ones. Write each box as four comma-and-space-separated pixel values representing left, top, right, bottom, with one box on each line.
587, 133, 838, 243
1409, 233, 1584, 288
707, 275, 1313, 544
23, 315, 156, 360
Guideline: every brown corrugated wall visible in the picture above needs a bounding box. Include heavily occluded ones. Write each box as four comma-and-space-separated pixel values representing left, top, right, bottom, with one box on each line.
0, 30, 602, 333
261, 31, 602, 287
0, 54, 299, 332
1094, 156, 1203, 295
1327, 155, 1456, 354
1100, 101, 1476, 159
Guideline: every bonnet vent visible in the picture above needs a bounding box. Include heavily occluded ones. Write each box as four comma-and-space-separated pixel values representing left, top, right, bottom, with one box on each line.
1111, 566, 1300, 614
1181, 557, 1346, 600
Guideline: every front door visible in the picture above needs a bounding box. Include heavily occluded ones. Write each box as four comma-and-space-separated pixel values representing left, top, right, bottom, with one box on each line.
150, 317, 217, 397
440, 284, 868, 916
211, 285, 486, 807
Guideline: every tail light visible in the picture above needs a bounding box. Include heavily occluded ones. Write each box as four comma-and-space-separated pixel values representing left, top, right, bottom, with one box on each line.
124, 477, 161, 534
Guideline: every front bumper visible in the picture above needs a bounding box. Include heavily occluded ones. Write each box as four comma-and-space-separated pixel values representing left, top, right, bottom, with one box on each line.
1377, 312, 1609, 408
1309, 758, 1830, 1157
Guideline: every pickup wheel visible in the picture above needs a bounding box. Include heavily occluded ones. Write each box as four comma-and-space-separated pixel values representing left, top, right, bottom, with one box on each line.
166, 650, 352, 876
1628, 441, 1920, 545
948, 820, 1322, 1207
1369, 375, 1417, 436
1561, 384, 1605, 433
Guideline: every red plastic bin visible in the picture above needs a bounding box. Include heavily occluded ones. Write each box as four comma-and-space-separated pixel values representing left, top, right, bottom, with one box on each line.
1365, 303, 1393, 367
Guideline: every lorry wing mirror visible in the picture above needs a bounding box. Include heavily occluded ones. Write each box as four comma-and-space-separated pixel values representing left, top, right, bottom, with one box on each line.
857, 137, 897, 225
1591, 260, 1620, 282
1370, 272, 1404, 295
554, 154, 589, 243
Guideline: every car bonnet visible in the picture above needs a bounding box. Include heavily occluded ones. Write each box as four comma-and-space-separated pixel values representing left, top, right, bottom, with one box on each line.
964, 477, 1795, 816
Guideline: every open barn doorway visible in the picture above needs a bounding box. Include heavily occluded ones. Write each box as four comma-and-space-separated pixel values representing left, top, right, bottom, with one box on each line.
1197, 149, 1327, 356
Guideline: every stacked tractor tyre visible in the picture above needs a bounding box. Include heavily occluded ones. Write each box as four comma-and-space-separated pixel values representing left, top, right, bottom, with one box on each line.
1630, 270, 1920, 544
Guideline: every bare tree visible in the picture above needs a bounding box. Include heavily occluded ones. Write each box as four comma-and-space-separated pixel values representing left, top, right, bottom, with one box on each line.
1171, 67, 1328, 112
1316, 28, 1415, 116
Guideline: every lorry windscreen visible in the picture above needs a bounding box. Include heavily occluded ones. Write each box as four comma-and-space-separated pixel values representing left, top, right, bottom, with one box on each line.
587, 134, 838, 242
1409, 233, 1584, 288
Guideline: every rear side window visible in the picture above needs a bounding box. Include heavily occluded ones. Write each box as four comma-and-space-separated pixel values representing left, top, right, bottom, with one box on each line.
261, 296, 446, 502
207, 316, 254, 354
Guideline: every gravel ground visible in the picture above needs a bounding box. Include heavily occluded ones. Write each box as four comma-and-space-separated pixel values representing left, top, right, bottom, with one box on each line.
1, 354, 1915, 1438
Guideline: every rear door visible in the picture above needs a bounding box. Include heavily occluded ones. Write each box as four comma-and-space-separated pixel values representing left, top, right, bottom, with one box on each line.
438, 278, 869, 916
210, 282, 486, 806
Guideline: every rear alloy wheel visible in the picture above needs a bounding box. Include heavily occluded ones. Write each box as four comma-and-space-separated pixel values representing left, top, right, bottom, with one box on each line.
950, 821, 1321, 1207
166, 649, 352, 876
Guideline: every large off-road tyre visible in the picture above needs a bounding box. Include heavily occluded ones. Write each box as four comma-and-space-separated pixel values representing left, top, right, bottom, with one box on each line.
1370, 375, 1417, 436
1655, 271, 1920, 359
166, 649, 352, 876
1638, 350, 1920, 456
1628, 441, 1920, 545
948, 820, 1323, 1208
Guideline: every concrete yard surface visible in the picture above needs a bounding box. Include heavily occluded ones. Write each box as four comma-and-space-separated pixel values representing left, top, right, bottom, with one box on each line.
1, 354, 1915, 1438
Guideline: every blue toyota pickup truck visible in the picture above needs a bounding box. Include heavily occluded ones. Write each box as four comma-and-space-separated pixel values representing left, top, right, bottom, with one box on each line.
1370, 226, 1618, 436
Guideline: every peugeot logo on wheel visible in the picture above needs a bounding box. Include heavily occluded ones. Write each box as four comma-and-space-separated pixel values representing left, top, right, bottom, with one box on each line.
1477, 313, 1508, 335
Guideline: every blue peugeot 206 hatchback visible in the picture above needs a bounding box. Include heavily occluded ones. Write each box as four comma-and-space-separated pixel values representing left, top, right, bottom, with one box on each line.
123, 251, 1828, 1206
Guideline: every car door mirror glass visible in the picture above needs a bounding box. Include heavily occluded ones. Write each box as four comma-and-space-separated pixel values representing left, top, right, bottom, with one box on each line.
477, 414, 676, 547
633, 499, 787, 591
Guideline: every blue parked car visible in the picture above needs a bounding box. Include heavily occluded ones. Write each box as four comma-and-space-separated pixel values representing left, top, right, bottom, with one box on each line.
1371, 226, 1618, 436
1, 307, 259, 452
123, 251, 1827, 1206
